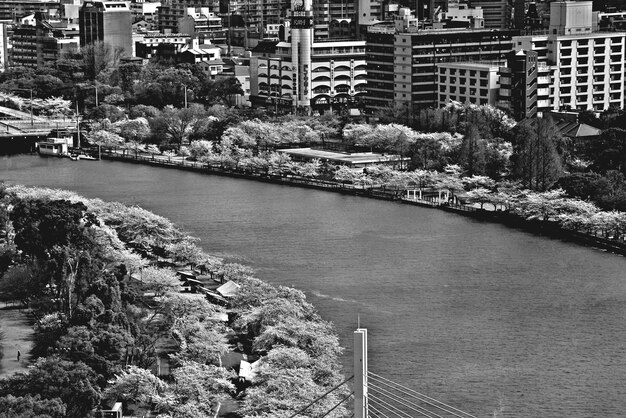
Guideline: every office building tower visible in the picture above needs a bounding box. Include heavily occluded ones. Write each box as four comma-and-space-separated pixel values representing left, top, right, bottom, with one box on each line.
365, 8, 517, 114
79, 1, 132, 54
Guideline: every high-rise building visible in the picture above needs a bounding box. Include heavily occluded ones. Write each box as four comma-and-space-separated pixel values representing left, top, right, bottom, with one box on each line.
513, 1, 626, 113
498, 49, 538, 120
79, 1, 132, 54
0, 23, 7, 72
0, 1, 61, 22
11, 14, 80, 69
365, 8, 518, 114
469, 0, 512, 29
250, 0, 367, 112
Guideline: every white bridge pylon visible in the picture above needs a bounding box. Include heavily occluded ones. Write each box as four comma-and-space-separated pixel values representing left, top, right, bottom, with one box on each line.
354, 327, 477, 418
354, 328, 368, 418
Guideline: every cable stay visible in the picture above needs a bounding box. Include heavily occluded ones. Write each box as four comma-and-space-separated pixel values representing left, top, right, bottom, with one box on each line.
369, 403, 393, 418
287, 375, 354, 418
368, 382, 443, 418
317, 391, 354, 418
369, 392, 431, 417
368, 371, 477, 418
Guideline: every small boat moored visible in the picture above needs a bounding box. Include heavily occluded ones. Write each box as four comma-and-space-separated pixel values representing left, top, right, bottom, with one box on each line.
77, 154, 98, 161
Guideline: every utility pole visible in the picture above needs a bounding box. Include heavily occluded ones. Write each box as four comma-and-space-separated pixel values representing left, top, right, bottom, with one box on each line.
29, 88, 33, 127
75, 100, 80, 148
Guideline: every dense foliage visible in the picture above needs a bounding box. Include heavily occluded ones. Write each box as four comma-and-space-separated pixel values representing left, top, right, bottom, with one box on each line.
0, 185, 349, 418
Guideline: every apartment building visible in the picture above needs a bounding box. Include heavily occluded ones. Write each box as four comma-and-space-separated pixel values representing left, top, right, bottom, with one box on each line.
498, 49, 538, 120
11, 16, 79, 69
436, 61, 500, 107
513, 1, 626, 113
0, 1, 61, 22
157, 0, 220, 34
365, 8, 517, 114
469, 0, 512, 29
178, 7, 226, 43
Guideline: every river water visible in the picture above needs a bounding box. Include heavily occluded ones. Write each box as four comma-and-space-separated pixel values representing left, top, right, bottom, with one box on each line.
2, 155, 626, 417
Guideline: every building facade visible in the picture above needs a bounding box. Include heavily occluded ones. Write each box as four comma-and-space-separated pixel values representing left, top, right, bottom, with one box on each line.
178, 7, 226, 43
468, 0, 512, 29
513, 1, 626, 113
365, 11, 518, 114
250, 0, 366, 112
0, 1, 61, 22
135, 33, 191, 59
11, 16, 79, 69
436, 61, 500, 107
498, 49, 538, 120
79, 1, 132, 54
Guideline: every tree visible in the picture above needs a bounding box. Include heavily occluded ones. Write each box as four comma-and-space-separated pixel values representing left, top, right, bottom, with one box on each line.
511, 118, 563, 191
134, 66, 198, 108
113, 118, 151, 143
556, 173, 612, 201
85, 104, 126, 122
465, 187, 495, 210
578, 109, 602, 129
586, 128, 626, 175
150, 105, 207, 148
0, 394, 66, 418
157, 361, 235, 417
82, 41, 126, 80
140, 266, 180, 297
459, 123, 487, 176
170, 318, 230, 366
0, 357, 101, 418
105, 366, 166, 409
86, 129, 125, 147
197, 76, 244, 106
9, 198, 104, 318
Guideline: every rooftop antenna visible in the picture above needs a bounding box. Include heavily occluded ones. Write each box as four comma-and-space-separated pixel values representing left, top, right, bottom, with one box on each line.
357, 314, 360, 329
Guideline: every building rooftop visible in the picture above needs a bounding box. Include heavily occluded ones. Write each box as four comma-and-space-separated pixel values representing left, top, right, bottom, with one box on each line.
278, 148, 406, 167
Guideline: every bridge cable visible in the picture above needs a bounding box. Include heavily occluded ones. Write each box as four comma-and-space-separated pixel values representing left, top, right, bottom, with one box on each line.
286, 375, 354, 418
369, 403, 393, 418
369, 392, 429, 417
368, 382, 443, 418
368, 372, 476, 418
317, 391, 354, 418
368, 378, 467, 418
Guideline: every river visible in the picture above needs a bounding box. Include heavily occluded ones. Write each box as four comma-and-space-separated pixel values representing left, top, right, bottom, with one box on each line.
2, 155, 626, 417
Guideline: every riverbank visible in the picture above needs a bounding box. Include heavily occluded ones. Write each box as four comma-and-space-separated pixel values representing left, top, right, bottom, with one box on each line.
92, 148, 626, 258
